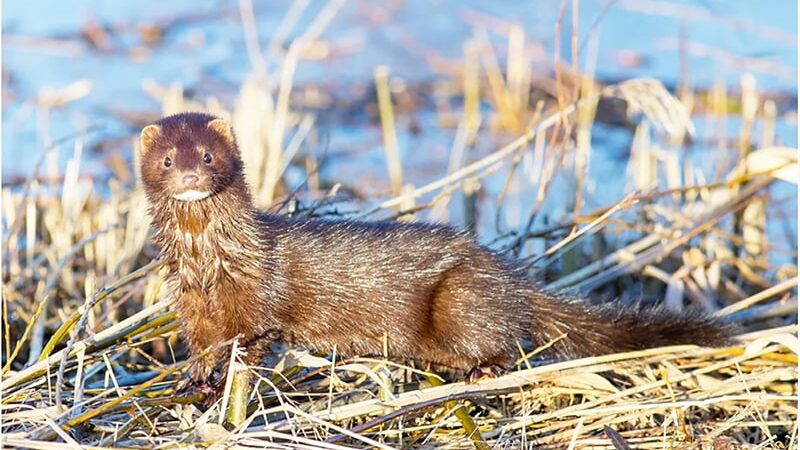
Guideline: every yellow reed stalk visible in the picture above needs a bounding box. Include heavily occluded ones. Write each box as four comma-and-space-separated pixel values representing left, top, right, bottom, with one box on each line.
374, 65, 404, 196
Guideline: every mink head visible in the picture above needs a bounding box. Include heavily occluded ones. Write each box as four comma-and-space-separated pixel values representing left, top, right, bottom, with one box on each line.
139, 112, 244, 203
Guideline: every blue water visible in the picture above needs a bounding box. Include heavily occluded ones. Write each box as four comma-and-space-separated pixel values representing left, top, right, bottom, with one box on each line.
3, 1, 797, 176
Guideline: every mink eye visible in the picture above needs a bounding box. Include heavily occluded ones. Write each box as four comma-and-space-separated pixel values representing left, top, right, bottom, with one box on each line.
163, 156, 172, 168
203, 153, 212, 164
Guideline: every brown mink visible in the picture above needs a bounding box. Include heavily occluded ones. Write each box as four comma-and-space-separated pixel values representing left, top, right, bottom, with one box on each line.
138, 112, 735, 396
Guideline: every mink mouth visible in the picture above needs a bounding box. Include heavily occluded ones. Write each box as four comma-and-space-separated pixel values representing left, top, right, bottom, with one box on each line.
172, 190, 212, 202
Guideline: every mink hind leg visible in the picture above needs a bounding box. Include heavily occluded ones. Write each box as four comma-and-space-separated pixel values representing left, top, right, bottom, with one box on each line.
416, 263, 527, 377
466, 364, 507, 383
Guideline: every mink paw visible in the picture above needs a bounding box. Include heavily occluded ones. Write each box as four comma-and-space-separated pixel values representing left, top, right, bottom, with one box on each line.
177, 377, 224, 407
465, 364, 506, 383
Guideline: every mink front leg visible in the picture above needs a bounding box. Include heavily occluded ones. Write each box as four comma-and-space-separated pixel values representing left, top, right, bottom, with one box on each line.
176, 347, 227, 401
174, 288, 229, 385
197, 330, 283, 406
209, 330, 282, 384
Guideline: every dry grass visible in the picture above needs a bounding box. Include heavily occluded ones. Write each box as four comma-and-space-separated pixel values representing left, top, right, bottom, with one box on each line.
2, 2, 798, 449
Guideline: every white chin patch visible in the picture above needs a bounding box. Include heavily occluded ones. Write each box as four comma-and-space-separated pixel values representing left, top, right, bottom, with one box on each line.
172, 190, 211, 202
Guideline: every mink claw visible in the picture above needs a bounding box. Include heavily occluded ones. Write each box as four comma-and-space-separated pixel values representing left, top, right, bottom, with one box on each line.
176, 376, 222, 406
465, 364, 506, 384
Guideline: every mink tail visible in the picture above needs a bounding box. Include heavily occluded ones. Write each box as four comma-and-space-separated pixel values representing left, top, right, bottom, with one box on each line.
528, 290, 738, 359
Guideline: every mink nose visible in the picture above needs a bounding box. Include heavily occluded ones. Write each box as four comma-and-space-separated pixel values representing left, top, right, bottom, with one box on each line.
182, 174, 199, 189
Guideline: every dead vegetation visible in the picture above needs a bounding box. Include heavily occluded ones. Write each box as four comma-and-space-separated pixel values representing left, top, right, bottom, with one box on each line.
2, 1, 797, 448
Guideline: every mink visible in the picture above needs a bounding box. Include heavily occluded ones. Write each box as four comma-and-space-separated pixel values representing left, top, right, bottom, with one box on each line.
138, 112, 735, 397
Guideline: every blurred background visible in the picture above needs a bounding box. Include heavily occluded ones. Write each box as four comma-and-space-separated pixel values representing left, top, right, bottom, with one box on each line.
2, 3, 796, 173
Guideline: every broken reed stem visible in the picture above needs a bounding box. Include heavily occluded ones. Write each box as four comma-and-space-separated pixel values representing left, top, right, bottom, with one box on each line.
374, 65, 404, 196
238, 0, 266, 75
428, 41, 482, 222
228, 370, 251, 426
735, 74, 759, 259
255, 0, 345, 206
761, 100, 776, 147
476, 27, 521, 131
221, 340, 250, 427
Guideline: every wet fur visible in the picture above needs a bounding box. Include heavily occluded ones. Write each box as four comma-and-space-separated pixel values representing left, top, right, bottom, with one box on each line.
139, 112, 736, 394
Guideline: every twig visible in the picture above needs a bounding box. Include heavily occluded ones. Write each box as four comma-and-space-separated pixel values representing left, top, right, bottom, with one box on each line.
532, 191, 639, 266
717, 277, 798, 317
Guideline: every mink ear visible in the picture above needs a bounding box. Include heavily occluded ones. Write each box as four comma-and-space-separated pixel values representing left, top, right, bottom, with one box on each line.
140, 124, 161, 156
207, 118, 235, 147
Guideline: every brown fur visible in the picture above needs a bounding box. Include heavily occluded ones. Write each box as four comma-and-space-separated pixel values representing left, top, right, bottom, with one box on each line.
139, 112, 737, 394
